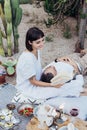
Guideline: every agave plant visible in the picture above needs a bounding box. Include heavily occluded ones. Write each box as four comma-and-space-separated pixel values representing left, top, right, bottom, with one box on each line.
2, 58, 17, 76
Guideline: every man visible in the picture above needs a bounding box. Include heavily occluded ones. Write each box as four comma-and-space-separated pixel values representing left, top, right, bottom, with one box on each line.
40, 56, 82, 84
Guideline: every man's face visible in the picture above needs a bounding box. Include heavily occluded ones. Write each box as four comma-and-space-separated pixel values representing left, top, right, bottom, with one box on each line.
44, 66, 57, 76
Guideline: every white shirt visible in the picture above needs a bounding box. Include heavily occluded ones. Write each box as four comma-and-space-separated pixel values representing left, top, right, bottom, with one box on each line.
43, 61, 74, 74
16, 50, 42, 93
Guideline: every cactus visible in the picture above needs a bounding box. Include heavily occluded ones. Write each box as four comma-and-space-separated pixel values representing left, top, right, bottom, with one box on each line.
4, 0, 12, 23
10, 0, 22, 53
4, 0, 13, 56
0, 3, 7, 35
7, 22, 12, 36
0, 28, 5, 56
0, 0, 22, 56
14, 7, 22, 27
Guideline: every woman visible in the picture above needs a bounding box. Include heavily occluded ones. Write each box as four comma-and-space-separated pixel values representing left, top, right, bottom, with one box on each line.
16, 27, 52, 87
15, 27, 84, 102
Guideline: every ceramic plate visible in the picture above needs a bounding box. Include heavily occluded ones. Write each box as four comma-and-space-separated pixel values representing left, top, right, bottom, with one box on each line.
59, 126, 78, 130
17, 103, 33, 116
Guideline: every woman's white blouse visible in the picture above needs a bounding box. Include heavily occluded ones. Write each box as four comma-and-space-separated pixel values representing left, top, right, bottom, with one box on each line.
16, 50, 42, 94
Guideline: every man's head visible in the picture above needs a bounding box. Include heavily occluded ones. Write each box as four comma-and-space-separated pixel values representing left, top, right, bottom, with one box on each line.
40, 66, 57, 83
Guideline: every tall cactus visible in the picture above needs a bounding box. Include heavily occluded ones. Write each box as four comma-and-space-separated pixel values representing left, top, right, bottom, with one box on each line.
0, 3, 6, 56
0, 27, 5, 56
4, 0, 13, 56
11, 0, 22, 53
0, 3, 7, 36
0, 0, 22, 56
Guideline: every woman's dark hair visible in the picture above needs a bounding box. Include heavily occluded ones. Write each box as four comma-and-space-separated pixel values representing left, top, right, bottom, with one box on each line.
40, 72, 54, 83
25, 27, 44, 51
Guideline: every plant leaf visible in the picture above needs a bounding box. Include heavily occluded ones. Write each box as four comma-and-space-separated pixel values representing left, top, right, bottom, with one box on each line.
7, 66, 15, 75
2, 60, 17, 67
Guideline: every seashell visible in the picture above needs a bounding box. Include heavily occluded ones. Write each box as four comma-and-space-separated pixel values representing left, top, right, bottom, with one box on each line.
46, 117, 53, 126
4, 122, 13, 128
1, 109, 9, 115
5, 115, 11, 122
0, 115, 5, 119
0, 121, 4, 126
11, 116, 20, 124
67, 123, 75, 130
61, 115, 67, 121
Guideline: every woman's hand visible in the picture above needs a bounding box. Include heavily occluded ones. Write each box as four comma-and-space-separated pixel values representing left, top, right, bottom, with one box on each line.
51, 83, 63, 88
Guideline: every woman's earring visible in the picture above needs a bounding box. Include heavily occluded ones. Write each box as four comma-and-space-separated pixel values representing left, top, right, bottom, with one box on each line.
28, 41, 32, 45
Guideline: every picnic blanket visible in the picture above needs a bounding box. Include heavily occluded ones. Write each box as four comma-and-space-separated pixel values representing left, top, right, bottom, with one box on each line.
45, 96, 87, 120
0, 83, 16, 108
0, 83, 87, 121
0, 83, 32, 130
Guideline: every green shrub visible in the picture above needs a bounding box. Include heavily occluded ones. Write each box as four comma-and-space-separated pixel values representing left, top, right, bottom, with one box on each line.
45, 34, 54, 42
44, 18, 53, 28
63, 24, 72, 39
19, 0, 33, 4
80, 13, 87, 19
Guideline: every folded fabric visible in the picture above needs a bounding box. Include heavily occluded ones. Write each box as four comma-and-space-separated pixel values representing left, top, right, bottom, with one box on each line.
51, 71, 74, 85
11, 91, 46, 105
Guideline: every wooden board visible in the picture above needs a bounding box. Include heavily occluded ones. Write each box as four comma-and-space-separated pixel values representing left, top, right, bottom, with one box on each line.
74, 118, 87, 130
26, 117, 49, 130
26, 116, 87, 130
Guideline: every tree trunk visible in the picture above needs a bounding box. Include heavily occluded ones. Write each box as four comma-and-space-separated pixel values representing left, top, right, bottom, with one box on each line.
79, 1, 87, 48
75, 0, 87, 52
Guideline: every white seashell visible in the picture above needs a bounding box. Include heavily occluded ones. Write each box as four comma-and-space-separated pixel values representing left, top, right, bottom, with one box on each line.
8, 114, 12, 118
0, 121, 4, 126
61, 115, 67, 121
67, 123, 75, 130
4, 122, 13, 128
51, 109, 57, 117
2, 109, 9, 115
0, 115, 5, 119
5, 116, 10, 122
8, 110, 12, 114
11, 116, 20, 124
45, 117, 53, 126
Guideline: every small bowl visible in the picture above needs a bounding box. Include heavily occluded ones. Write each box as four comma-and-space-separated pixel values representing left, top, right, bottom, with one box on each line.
7, 103, 16, 110
17, 103, 33, 117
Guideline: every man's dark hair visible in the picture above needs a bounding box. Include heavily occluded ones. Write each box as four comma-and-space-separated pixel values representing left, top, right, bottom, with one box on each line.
40, 72, 54, 83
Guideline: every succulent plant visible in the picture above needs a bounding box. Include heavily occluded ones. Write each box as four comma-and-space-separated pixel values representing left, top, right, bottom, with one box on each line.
2, 58, 17, 76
